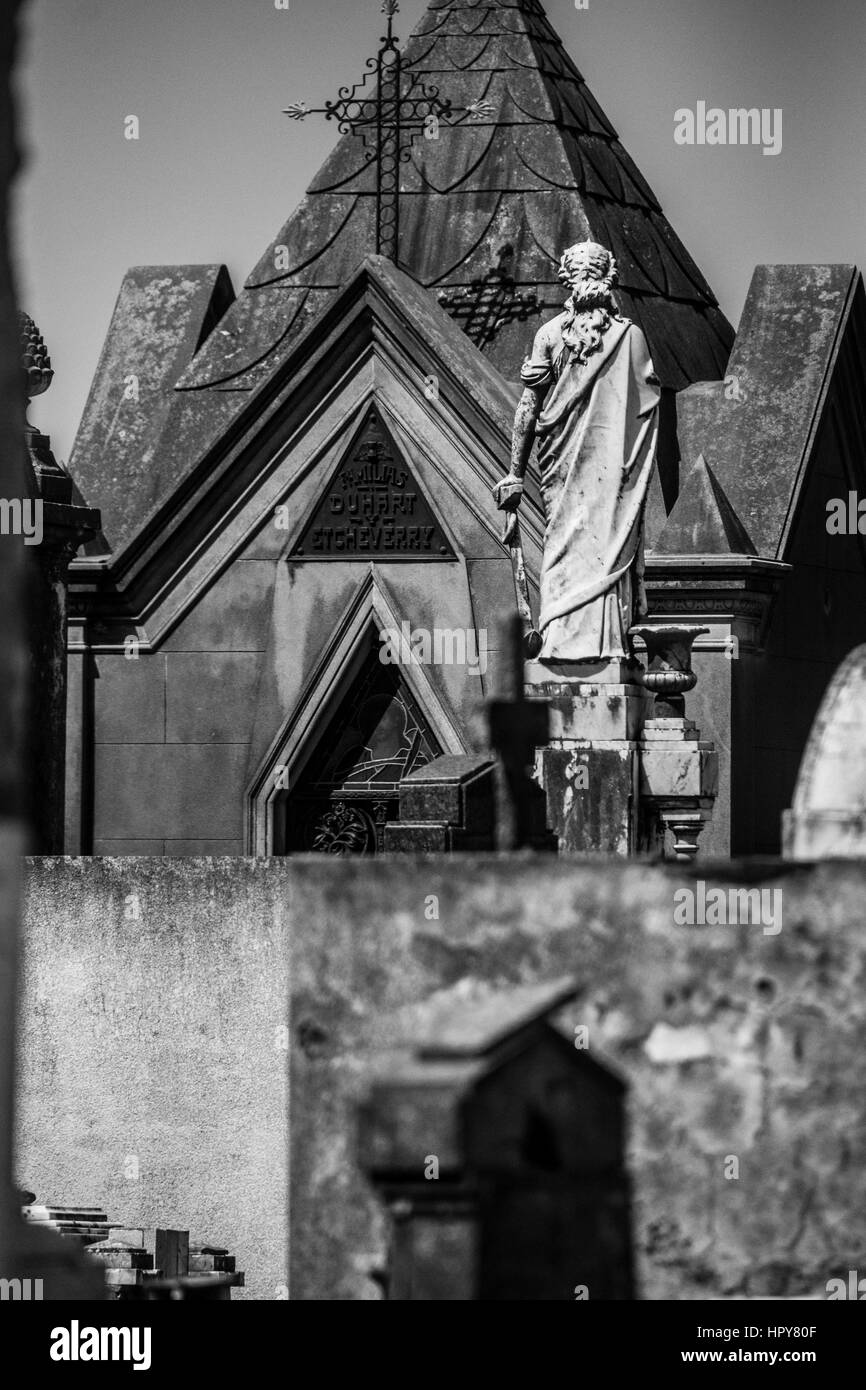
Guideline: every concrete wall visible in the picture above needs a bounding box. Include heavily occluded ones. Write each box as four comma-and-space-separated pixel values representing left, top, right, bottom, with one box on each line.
287, 855, 866, 1300
17, 853, 866, 1300
17, 858, 290, 1301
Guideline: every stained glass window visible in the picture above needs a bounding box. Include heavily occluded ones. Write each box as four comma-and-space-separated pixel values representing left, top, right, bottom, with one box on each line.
281, 631, 441, 854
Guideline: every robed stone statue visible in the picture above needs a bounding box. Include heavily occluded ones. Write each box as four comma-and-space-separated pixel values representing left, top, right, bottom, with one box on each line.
494, 241, 660, 663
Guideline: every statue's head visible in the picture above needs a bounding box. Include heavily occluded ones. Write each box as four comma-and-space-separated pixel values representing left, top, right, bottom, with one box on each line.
558, 241, 618, 309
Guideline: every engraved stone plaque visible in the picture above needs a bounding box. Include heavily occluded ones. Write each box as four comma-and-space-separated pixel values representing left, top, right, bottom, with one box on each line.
291, 408, 455, 561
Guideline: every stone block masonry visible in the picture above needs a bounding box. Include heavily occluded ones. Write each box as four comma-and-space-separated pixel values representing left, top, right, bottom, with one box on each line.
16, 855, 866, 1300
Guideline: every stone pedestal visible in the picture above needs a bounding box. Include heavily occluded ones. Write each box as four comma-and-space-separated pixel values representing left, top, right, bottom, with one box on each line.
384, 754, 497, 852
527, 660, 653, 855
630, 625, 717, 860
528, 630, 719, 859
638, 715, 718, 859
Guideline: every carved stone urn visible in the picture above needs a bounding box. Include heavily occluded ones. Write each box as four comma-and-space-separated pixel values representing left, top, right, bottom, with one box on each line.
630, 625, 709, 718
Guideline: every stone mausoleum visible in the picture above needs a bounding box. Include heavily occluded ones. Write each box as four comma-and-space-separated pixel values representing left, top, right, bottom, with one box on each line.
55, 0, 866, 862
10, 0, 866, 1308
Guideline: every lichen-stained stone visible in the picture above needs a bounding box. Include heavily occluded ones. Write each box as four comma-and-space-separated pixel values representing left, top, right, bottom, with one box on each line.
19, 857, 289, 1301
644, 1023, 713, 1065
538, 744, 638, 854
675, 265, 866, 562
68, 266, 235, 553
281, 855, 866, 1299
640, 742, 719, 801
16, 853, 866, 1299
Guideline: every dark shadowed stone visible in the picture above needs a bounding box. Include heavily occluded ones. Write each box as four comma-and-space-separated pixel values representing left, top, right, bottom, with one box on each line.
384, 754, 495, 852
290, 405, 455, 561
0, 0, 104, 1299
17, 313, 102, 852
385, 751, 554, 853
396, 753, 494, 826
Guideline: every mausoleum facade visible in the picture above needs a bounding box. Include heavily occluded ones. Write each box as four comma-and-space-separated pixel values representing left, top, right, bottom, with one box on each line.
61, 0, 866, 857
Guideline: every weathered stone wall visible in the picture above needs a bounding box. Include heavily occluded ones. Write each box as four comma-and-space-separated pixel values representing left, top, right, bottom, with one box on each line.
17, 854, 866, 1300
17, 858, 290, 1301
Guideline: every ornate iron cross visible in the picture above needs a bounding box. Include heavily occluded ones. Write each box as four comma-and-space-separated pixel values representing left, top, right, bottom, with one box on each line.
284, 0, 491, 262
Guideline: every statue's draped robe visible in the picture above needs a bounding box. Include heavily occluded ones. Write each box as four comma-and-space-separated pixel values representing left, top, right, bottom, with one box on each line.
521, 313, 660, 660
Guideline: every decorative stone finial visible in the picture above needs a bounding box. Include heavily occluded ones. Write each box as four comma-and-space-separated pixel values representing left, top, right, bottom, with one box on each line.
19, 310, 54, 405
17, 310, 72, 503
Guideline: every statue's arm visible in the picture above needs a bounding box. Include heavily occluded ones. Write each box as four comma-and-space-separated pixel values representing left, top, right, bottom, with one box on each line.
493, 385, 545, 514
510, 386, 544, 481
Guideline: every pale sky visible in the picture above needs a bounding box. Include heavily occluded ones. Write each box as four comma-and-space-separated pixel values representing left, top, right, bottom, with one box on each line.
13, 0, 866, 462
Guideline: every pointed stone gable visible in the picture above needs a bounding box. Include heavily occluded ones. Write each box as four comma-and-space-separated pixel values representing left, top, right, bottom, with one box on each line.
653, 453, 757, 556
290, 406, 455, 561
178, 0, 732, 395
674, 265, 866, 560
69, 258, 529, 643
69, 265, 235, 552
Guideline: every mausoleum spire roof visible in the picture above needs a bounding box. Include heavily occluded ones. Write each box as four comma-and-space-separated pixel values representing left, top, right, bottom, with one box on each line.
179, 0, 733, 394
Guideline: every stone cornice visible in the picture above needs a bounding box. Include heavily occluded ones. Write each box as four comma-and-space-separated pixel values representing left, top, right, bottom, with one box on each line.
645, 553, 790, 644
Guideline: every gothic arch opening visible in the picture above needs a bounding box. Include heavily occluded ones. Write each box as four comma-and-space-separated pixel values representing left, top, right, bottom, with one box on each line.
274, 629, 442, 855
